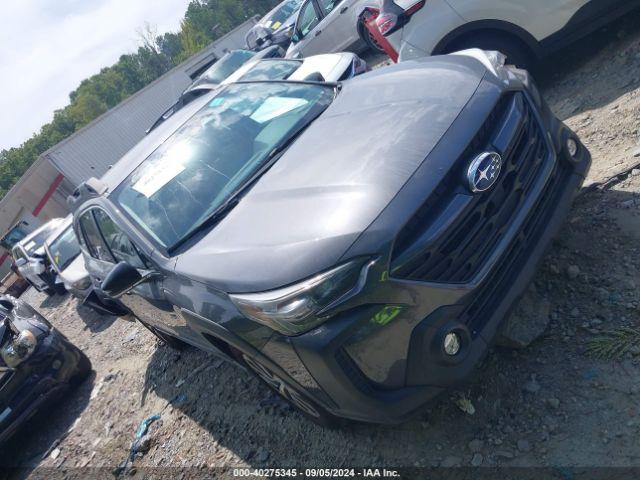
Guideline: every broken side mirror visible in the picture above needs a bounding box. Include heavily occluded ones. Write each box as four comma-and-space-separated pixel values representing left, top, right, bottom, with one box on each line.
102, 262, 142, 298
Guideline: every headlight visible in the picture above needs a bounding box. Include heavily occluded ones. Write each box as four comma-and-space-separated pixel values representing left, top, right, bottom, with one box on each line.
230, 259, 370, 335
1, 330, 37, 368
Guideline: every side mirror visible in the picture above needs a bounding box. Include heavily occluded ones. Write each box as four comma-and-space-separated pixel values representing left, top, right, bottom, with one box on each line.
102, 262, 142, 298
291, 32, 300, 43
15, 258, 27, 268
0, 298, 14, 312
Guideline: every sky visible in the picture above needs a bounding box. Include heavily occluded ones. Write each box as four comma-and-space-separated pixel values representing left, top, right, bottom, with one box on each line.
0, 0, 192, 152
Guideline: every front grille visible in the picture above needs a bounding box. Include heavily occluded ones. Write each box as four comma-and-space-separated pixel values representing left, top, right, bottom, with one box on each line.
391, 92, 549, 284
463, 159, 572, 336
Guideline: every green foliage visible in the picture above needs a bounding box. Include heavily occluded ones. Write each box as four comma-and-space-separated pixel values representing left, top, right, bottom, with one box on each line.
586, 326, 640, 359
0, 0, 280, 200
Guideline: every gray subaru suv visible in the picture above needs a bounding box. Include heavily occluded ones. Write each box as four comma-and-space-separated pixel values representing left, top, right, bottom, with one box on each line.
69, 50, 590, 425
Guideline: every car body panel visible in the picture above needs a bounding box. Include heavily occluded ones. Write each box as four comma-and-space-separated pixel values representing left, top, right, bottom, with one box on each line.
44, 217, 92, 298
0, 296, 89, 443
246, 0, 305, 51
388, 0, 638, 61
69, 53, 591, 423
224, 52, 365, 85
11, 219, 64, 292
286, 0, 371, 58
445, 0, 590, 41
174, 56, 485, 292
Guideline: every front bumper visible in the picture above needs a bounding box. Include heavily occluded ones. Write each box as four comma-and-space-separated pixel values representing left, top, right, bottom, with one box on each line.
293, 140, 588, 423
259, 83, 592, 423
0, 329, 86, 443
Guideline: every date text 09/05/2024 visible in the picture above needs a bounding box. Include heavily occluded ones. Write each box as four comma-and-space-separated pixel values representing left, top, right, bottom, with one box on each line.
232, 468, 401, 477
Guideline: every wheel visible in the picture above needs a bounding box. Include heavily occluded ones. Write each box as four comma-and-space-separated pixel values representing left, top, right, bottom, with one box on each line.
138, 320, 190, 351
69, 350, 92, 386
359, 18, 385, 54
240, 352, 338, 428
445, 31, 534, 70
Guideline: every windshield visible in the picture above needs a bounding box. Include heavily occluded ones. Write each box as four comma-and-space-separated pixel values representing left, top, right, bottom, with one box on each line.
196, 50, 255, 86
265, 0, 304, 29
48, 227, 81, 271
114, 82, 334, 250
239, 60, 303, 82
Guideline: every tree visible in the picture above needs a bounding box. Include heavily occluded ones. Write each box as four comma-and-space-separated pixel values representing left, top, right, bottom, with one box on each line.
0, 0, 281, 201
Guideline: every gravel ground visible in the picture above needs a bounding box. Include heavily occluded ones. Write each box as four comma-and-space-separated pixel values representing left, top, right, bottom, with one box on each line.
3, 11, 640, 479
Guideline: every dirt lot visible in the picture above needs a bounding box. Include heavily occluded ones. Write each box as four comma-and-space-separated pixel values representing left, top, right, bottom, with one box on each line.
3, 11, 640, 479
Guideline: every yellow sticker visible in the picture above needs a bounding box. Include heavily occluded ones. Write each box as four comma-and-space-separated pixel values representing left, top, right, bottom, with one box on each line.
271, 21, 282, 30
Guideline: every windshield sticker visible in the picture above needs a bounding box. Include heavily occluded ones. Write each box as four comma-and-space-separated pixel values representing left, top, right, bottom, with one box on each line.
250, 97, 308, 123
132, 161, 185, 198
271, 21, 282, 30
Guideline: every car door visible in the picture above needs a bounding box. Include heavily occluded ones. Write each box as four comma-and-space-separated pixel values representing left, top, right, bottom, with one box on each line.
291, 0, 324, 56
312, 0, 363, 52
12, 247, 29, 280
77, 209, 118, 293
88, 208, 187, 336
445, 0, 592, 41
294, 0, 361, 56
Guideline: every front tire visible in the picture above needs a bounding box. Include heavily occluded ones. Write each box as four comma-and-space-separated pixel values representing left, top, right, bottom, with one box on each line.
240, 352, 338, 428
69, 351, 92, 386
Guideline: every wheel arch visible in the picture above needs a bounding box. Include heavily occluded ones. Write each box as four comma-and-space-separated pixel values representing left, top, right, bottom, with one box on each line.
432, 20, 542, 58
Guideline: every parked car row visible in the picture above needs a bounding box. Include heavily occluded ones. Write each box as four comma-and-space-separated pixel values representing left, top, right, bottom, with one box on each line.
245, 0, 640, 70
7, 0, 639, 433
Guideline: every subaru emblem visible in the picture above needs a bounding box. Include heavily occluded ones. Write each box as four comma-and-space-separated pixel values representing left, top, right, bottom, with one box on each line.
467, 152, 502, 193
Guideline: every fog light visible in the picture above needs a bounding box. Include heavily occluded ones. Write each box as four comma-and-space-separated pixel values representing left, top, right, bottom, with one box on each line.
443, 332, 461, 356
566, 138, 578, 158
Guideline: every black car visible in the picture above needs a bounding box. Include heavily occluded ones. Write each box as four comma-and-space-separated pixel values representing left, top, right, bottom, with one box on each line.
69, 52, 590, 425
0, 296, 90, 442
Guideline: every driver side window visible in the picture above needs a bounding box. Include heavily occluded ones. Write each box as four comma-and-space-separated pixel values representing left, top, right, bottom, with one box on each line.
317, 0, 341, 15
93, 210, 147, 270
79, 211, 114, 263
297, 0, 320, 39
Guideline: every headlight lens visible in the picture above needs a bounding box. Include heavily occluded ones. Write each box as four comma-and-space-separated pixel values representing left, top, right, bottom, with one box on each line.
230, 259, 369, 335
1, 330, 37, 368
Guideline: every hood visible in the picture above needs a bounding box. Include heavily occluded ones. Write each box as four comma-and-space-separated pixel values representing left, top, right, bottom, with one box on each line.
59, 255, 90, 284
175, 56, 486, 293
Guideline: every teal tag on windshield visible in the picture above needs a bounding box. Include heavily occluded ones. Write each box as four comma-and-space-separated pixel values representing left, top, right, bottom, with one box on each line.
209, 97, 225, 107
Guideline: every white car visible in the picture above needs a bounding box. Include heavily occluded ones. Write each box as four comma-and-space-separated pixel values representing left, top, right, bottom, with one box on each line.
374, 0, 640, 66
44, 217, 92, 300
286, 0, 384, 58
224, 52, 368, 84
11, 218, 64, 295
